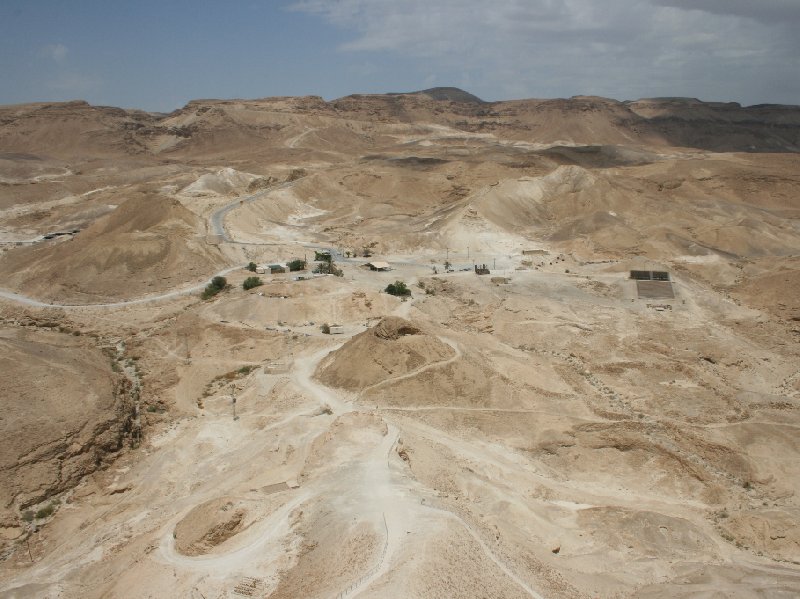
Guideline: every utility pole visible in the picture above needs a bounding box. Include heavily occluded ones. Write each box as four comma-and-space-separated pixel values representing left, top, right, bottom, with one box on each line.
231, 384, 238, 421
467, 246, 470, 260
493, 258, 496, 270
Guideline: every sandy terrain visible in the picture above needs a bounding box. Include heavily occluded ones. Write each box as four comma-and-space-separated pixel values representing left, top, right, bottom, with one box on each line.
0, 89, 798, 597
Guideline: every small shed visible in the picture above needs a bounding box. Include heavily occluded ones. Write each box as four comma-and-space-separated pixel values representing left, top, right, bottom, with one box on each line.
268, 264, 286, 274
366, 261, 391, 271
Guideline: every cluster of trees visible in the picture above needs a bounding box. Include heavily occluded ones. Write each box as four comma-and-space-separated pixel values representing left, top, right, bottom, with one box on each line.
242, 276, 262, 290
201, 276, 228, 300
312, 251, 343, 276
385, 280, 411, 297
203, 253, 345, 300
287, 259, 307, 272
313, 261, 343, 276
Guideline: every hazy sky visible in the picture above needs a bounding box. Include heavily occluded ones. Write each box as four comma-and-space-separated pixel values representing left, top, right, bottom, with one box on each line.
1, 0, 798, 112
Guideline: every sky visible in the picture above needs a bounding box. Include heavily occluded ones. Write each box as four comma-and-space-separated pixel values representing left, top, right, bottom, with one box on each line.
1, 0, 798, 112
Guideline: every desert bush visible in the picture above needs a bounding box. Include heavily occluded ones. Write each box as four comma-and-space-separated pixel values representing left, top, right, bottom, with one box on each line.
246, 261, 257, 272
313, 261, 343, 276
201, 276, 227, 299
287, 259, 306, 272
385, 281, 411, 297
321, 323, 331, 334
242, 276, 263, 290
314, 251, 332, 262
35, 503, 56, 519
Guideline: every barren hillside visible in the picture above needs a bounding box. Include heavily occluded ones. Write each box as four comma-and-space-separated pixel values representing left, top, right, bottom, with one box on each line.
0, 89, 798, 598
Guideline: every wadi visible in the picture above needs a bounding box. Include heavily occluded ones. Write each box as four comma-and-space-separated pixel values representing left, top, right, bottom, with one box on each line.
0, 88, 798, 598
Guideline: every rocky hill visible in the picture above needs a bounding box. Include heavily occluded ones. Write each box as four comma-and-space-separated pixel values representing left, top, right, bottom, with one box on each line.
0, 89, 798, 598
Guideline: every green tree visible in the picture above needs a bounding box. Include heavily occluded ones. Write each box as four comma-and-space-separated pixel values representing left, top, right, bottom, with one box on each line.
246, 262, 257, 272
313, 261, 343, 277
287, 259, 307, 272
243, 276, 263, 290
385, 280, 411, 297
201, 276, 228, 299
314, 251, 332, 262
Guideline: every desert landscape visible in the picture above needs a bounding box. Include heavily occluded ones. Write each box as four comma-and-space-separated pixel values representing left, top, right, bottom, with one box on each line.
0, 88, 799, 598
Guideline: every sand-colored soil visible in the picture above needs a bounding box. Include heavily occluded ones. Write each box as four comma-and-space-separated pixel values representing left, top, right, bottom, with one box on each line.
0, 91, 798, 597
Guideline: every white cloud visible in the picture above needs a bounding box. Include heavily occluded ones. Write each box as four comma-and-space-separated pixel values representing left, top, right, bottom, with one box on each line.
291, 0, 800, 104
42, 43, 68, 63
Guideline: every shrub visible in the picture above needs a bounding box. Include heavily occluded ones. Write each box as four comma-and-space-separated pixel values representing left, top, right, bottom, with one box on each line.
385, 281, 411, 297
314, 251, 332, 262
246, 262, 257, 272
243, 276, 263, 290
201, 276, 227, 300
321, 323, 331, 334
287, 259, 306, 272
35, 503, 55, 519
313, 261, 343, 276
21, 510, 34, 523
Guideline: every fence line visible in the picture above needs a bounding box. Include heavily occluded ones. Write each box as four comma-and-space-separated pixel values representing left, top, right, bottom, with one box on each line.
334, 512, 389, 599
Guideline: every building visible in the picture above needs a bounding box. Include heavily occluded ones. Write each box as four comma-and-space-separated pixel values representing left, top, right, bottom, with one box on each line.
365, 261, 391, 271
268, 264, 286, 274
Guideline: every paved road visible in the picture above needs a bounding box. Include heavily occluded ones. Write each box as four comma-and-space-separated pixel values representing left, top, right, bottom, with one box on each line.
0, 174, 416, 309
210, 180, 298, 241
208, 178, 347, 258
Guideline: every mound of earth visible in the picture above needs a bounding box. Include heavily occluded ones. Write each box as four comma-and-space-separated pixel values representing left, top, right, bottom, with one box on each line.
0, 192, 226, 302
315, 317, 455, 391
0, 326, 125, 542
174, 497, 247, 556
180, 167, 259, 197
718, 509, 800, 562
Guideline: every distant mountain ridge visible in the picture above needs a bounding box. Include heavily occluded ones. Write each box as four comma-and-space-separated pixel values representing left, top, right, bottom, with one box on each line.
1, 90, 800, 157
390, 87, 486, 104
